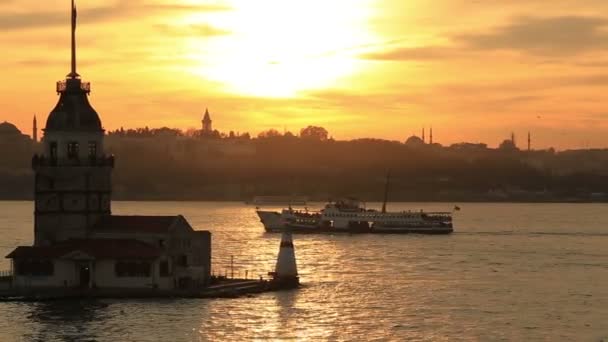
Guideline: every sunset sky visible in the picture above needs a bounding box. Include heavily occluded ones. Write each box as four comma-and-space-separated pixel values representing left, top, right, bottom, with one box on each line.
2, 0, 608, 149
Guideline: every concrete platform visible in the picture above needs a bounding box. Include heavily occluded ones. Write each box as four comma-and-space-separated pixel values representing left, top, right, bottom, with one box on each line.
0, 278, 299, 302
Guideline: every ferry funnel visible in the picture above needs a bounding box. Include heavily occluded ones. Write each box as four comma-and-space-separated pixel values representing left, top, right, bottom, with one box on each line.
273, 231, 299, 287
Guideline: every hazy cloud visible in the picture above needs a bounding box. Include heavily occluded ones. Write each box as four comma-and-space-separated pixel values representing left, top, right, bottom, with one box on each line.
458, 16, 608, 56
360, 46, 457, 61
0, 10, 66, 30
0, 2, 230, 31
362, 15, 608, 61
155, 24, 230, 37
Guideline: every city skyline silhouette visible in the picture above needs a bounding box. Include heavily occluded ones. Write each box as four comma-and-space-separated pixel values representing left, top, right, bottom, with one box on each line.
1, 1, 607, 149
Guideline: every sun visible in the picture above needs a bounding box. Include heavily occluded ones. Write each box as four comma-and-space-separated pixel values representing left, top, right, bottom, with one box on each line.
181, 0, 377, 98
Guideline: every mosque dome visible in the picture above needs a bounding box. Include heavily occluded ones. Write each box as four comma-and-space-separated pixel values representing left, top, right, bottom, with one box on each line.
45, 79, 102, 132
0, 121, 22, 135
405, 135, 425, 146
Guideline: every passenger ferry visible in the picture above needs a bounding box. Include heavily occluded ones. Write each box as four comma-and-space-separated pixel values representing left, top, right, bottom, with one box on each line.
256, 198, 454, 234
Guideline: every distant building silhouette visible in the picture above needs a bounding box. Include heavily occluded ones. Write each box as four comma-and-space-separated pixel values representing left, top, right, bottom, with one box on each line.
430, 127, 433, 145
405, 135, 425, 147
202, 108, 212, 133
0, 121, 26, 138
449, 142, 488, 151
528, 131, 531, 151
32, 115, 37, 143
499, 133, 519, 151
0, 121, 33, 156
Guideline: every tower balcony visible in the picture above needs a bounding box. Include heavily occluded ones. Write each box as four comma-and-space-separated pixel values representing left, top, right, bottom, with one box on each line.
56, 79, 91, 94
32, 154, 114, 169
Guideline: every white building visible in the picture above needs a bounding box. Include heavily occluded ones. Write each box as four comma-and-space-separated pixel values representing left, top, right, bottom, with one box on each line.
6, 1, 211, 292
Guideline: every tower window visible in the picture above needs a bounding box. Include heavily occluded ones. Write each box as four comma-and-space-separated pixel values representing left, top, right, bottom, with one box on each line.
88, 141, 97, 160
67, 142, 79, 160
50, 142, 58, 160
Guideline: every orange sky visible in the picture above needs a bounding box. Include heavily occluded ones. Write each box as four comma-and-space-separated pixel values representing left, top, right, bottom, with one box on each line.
2, 0, 608, 149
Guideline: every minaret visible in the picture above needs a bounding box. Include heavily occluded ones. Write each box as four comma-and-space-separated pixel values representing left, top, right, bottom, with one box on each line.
430, 126, 433, 144
32, 115, 37, 143
422, 127, 425, 143
32, 0, 112, 246
528, 132, 531, 151
511, 132, 516, 147
202, 108, 212, 133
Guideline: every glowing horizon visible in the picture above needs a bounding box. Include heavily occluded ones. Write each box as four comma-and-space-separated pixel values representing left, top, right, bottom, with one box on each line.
2, 0, 608, 149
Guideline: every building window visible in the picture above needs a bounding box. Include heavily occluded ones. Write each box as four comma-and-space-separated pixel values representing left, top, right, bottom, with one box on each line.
50, 142, 58, 161
176, 255, 188, 267
114, 261, 151, 277
160, 260, 170, 277
88, 141, 97, 160
15, 260, 54, 276
67, 142, 79, 160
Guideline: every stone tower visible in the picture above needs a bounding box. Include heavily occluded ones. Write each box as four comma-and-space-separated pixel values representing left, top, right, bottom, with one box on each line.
32, 0, 113, 246
202, 108, 212, 133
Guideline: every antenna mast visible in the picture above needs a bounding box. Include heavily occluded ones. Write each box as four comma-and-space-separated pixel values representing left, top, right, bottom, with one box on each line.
381, 171, 391, 213
68, 0, 79, 79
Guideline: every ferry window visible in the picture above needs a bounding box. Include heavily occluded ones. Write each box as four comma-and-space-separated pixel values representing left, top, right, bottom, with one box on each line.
88, 141, 97, 159
67, 141, 79, 160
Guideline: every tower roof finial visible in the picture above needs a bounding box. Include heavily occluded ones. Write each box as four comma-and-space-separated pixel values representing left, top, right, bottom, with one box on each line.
67, 0, 79, 79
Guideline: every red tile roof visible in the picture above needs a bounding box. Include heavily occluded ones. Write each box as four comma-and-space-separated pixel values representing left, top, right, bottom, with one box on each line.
93, 215, 181, 234
6, 239, 161, 260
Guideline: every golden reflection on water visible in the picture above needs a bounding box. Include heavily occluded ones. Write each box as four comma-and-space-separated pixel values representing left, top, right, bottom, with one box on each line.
0, 202, 607, 340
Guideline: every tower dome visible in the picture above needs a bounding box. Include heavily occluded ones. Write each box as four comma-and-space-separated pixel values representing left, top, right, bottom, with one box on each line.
45, 79, 102, 132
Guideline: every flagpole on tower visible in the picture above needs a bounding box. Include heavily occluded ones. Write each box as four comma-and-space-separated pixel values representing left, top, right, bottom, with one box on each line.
69, 0, 79, 79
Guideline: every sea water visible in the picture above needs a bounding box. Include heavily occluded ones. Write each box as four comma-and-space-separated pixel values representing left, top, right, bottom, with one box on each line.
0, 201, 606, 341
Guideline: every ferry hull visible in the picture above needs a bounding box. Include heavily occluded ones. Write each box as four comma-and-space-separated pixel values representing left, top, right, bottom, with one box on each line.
257, 207, 454, 235
370, 226, 453, 234
256, 210, 284, 232
265, 226, 453, 235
